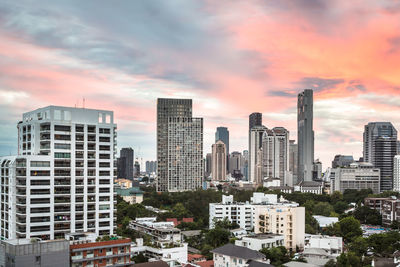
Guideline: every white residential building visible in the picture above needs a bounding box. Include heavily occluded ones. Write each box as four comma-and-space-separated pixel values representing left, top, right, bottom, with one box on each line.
209, 193, 298, 231
0, 106, 116, 240
235, 234, 285, 251
131, 238, 188, 264
212, 243, 267, 267
305, 234, 343, 256
312, 216, 338, 228
129, 217, 182, 243
294, 181, 323, 194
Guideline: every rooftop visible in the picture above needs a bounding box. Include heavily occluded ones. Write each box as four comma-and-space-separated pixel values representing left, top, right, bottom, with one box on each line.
211, 243, 265, 260
244, 233, 283, 240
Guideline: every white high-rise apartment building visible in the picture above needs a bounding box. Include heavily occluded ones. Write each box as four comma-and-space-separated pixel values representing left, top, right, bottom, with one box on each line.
394, 155, 400, 192
0, 106, 116, 240
262, 127, 290, 186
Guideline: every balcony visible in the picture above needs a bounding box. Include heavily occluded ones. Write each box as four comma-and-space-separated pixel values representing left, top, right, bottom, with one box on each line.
54, 215, 71, 222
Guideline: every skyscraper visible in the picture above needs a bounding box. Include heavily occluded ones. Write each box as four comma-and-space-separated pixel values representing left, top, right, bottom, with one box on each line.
145, 161, 157, 174
1, 106, 116, 240
297, 89, 314, 182
249, 112, 262, 131
289, 140, 298, 184
215, 127, 229, 156
229, 151, 242, 174
118, 147, 134, 179
157, 98, 203, 192
249, 125, 267, 184
205, 153, 212, 178
394, 155, 400, 192
212, 141, 227, 181
261, 127, 290, 186
242, 150, 249, 180
363, 122, 397, 191
215, 127, 229, 172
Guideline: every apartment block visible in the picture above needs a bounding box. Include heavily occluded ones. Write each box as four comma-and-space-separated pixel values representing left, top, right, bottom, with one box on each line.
365, 197, 400, 226
69, 236, 131, 267
0, 239, 69, 267
254, 206, 305, 251
0, 106, 117, 240
209, 193, 299, 231
329, 162, 380, 194
235, 234, 284, 251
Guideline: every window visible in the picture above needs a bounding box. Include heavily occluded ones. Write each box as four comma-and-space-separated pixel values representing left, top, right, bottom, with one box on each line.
30, 161, 50, 167
55, 143, 71, 150
54, 110, 61, 120
55, 152, 71, 159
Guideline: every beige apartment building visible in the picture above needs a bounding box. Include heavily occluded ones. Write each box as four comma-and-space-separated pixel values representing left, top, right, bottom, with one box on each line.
254, 206, 305, 251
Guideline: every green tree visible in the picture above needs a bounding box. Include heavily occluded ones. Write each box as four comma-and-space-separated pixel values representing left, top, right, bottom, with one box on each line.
348, 236, 368, 256
353, 206, 381, 225
132, 253, 148, 263
333, 201, 349, 214
305, 212, 319, 234
324, 259, 336, 267
336, 252, 362, 267
313, 202, 334, 217
205, 227, 230, 248
260, 246, 290, 266
338, 216, 362, 243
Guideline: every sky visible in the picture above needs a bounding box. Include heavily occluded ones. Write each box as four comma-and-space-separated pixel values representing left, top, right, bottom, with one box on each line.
1, 0, 400, 169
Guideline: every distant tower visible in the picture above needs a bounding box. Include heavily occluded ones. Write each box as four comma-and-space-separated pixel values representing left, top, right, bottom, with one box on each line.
289, 140, 298, 184
118, 148, 134, 179
215, 127, 229, 171
212, 141, 227, 181
156, 98, 203, 192
363, 122, 397, 191
297, 89, 314, 182
249, 125, 267, 183
394, 155, 400, 192
249, 112, 262, 131
262, 127, 290, 186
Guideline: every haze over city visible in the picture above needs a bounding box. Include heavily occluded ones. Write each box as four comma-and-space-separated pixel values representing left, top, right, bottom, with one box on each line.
2, 0, 400, 167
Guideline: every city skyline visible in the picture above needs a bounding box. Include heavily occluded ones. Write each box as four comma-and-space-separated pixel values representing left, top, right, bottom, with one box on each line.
3, 1, 400, 167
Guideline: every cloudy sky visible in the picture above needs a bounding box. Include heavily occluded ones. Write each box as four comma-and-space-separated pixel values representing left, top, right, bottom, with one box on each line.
1, 0, 400, 168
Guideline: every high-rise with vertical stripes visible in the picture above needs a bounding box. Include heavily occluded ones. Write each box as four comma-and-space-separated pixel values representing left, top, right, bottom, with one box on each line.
157, 98, 203, 192
0, 106, 116, 240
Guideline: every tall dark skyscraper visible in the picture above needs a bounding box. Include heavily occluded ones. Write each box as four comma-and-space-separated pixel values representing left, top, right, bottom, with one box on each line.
157, 98, 203, 192
215, 127, 229, 156
118, 147, 134, 179
215, 127, 229, 171
297, 89, 314, 182
249, 112, 262, 131
363, 122, 397, 191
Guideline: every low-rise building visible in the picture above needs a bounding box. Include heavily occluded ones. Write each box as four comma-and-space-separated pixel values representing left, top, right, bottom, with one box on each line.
115, 178, 133, 189
304, 234, 343, 256
69, 235, 132, 267
211, 243, 268, 267
365, 197, 400, 226
209, 193, 298, 230
235, 234, 284, 251
329, 163, 380, 194
0, 239, 69, 267
312, 216, 338, 228
116, 187, 144, 204
131, 238, 188, 264
254, 206, 305, 251
294, 181, 323, 194
129, 217, 181, 243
